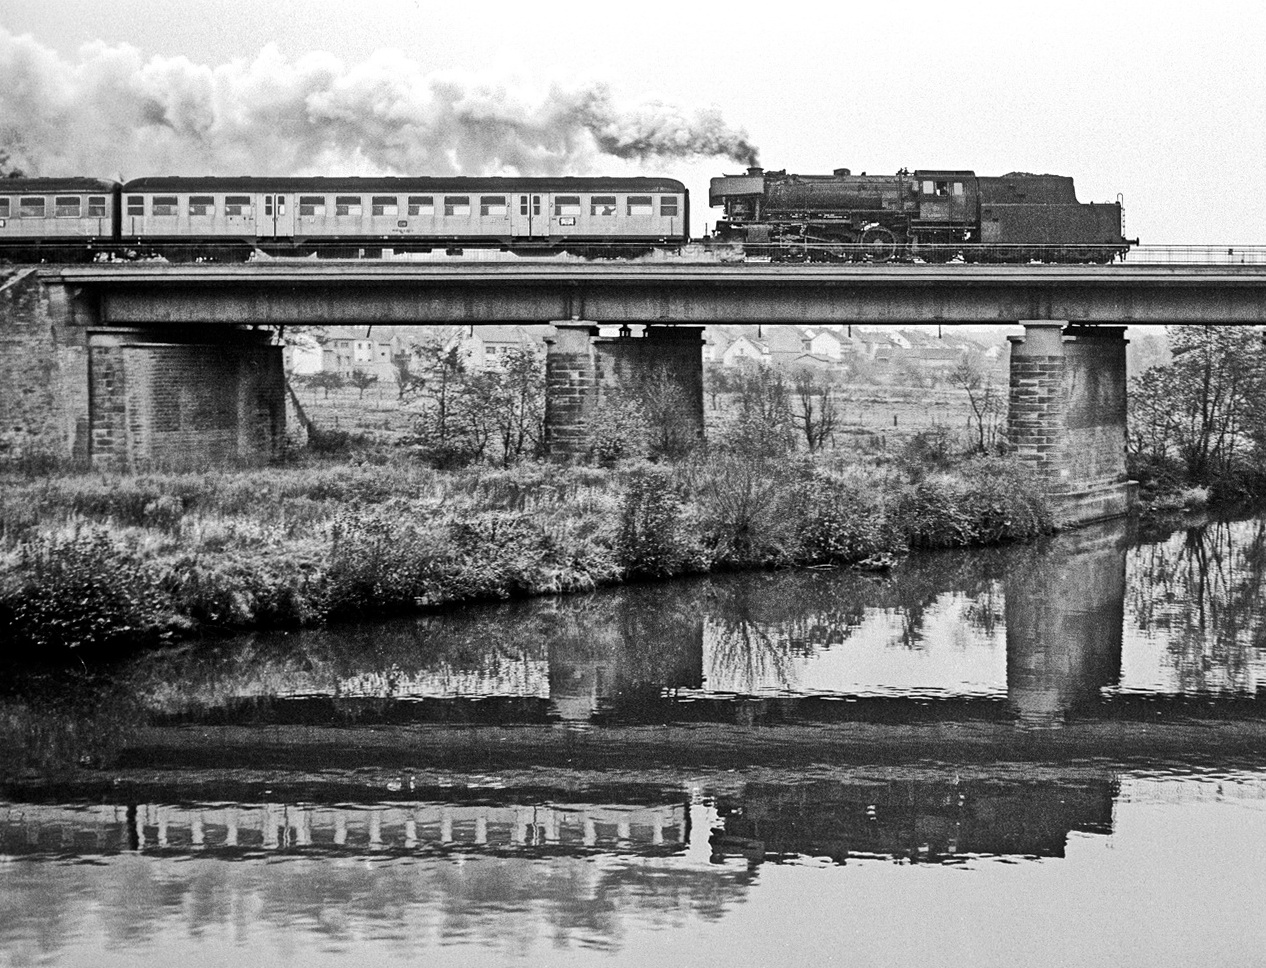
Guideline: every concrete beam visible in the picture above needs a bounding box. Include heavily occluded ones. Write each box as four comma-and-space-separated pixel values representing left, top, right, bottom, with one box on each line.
45, 263, 1266, 326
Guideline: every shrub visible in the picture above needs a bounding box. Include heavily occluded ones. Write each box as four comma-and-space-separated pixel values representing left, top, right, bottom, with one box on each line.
793, 474, 897, 565
617, 470, 701, 577
5, 526, 172, 653
891, 458, 1053, 549
684, 452, 801, 567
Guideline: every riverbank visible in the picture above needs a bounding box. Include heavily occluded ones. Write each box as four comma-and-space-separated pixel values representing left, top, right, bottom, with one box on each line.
0, 450, 1053, 656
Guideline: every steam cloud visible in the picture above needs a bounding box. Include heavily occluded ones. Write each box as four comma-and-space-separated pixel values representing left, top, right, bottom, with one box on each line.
0, 28, 759, 178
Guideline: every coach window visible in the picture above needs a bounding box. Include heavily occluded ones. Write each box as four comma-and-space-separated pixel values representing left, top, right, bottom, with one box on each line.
299, 195, 326, 217
590, 196, 617, 216
189, 196, 215, 216
19, 197, 46, 218
152, 196, 178, 216
87, 196, 107, 217
444, 196, 471, 217
0, 199, 9, 218
480, 195, 508, 216
372, 196, 399, 216
224, 196, 252, 216
127, 195, 145, 216
55, 196, 82, 217
554, 196, 581, 216
408, 196, 434, 216
335, 196, 362, 216
627, 196, 653, 216
660, 196, 679, 217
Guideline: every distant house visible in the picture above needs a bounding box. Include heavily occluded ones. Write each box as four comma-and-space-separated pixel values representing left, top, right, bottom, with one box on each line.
853, 329, 901, 364
763, 325, 811, 366
720, 334, 771, 366
803, 328, 853, 361
787, 352, 838, 370
900, 329, 963, 372
320, 327, 401, 380
447, 324, 550, 371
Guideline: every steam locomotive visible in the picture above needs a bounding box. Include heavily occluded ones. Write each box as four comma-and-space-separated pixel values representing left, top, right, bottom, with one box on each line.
709, 166, 1133, 262
0, 175, 689, 260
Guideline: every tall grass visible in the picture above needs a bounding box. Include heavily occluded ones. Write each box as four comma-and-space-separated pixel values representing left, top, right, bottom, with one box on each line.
0, 450, 1053, 657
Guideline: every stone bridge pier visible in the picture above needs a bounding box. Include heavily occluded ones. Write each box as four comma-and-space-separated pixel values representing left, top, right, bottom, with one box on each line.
1008, 322, 1137, 525
544, 322, 704, 458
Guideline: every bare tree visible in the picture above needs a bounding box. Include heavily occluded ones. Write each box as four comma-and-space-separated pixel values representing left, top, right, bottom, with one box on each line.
307, 371, 346, 399
637, 364, 699, 460
490, 346, 546, 463
348, 370, 379, 400
791, 366, 840, 452
950, 356, 1004, 453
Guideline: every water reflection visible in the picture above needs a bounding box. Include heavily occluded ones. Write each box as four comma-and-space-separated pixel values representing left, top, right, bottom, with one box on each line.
4, 513, 1266, 966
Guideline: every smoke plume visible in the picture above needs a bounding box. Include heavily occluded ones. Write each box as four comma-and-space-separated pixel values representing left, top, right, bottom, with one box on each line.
0, 28, 758, 178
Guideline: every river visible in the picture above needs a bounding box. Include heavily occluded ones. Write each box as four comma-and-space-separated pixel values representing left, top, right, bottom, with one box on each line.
2, 512, 1265, 967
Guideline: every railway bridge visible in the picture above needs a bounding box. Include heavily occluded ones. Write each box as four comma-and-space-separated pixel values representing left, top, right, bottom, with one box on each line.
6, 261, 1266, 524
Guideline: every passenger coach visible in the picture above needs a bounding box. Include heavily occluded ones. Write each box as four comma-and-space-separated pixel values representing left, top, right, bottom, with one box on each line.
119, 176, 689, 256
0, 178, 121, 258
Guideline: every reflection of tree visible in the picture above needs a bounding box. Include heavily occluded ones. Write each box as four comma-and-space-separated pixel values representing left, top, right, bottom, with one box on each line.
1127, 518, 1266, 694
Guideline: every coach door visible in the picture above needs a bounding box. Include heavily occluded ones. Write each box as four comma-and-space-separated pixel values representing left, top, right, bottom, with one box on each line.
511, 193, 547, 237
261, 193, 292, 237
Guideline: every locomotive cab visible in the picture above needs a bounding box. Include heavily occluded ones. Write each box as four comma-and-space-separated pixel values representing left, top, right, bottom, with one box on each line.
912, 170, 977, 226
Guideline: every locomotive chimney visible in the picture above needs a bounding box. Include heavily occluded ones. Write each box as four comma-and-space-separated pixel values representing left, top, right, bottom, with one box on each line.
747, 166, 764, 177
834, 168, 851, 176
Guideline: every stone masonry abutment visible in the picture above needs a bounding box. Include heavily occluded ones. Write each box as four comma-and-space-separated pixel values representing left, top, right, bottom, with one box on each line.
1, 272, 285, 471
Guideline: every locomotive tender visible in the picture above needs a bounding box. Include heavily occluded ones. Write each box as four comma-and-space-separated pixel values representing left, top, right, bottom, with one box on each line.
709, 166, 1131, 261
0, 175, 689, 259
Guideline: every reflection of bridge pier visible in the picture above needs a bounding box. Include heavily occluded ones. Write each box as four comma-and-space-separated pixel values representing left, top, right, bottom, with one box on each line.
1005, 519, 1128, 727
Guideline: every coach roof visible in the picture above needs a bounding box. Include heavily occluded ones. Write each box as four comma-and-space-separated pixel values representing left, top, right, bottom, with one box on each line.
121, 176, 688, 194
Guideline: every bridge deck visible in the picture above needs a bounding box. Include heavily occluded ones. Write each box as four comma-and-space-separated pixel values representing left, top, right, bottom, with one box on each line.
45, 263, 1266, 325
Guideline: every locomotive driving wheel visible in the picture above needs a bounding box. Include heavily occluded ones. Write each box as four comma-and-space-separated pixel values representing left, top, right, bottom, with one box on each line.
861, 226, 898, 262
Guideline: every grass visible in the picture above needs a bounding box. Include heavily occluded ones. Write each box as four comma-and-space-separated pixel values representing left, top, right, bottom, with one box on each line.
0, 445, 1054, 658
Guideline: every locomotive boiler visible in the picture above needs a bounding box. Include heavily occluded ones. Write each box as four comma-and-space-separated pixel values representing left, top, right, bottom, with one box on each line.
709, 166, 1132, 262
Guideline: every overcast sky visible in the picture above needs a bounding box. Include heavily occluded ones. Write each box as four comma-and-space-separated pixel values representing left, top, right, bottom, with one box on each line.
2, 0, 1263, 243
